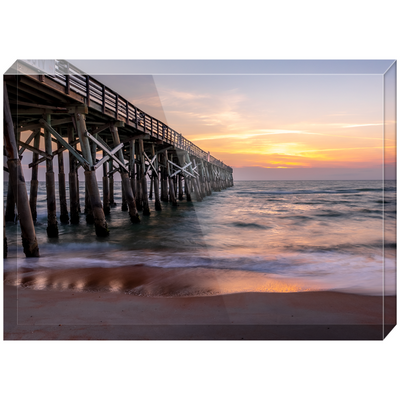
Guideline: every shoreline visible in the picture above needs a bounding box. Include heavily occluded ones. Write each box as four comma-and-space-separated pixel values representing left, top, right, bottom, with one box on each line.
4, 283, 396, 340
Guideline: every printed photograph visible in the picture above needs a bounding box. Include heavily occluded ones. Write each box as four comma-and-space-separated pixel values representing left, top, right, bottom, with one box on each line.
3, 59, 396, 340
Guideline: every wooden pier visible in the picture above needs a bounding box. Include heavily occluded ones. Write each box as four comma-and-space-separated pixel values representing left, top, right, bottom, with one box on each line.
3, 60, 234, 257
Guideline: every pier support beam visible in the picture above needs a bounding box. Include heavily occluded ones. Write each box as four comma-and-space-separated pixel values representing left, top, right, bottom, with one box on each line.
85, 171, 109, 236
85, 179, 94, 223
5, 179, 16, 222
57, 139, 69, 223
44, 115, 58, 237
136, 162, 143, 211
29, 132, 40, 222
121, 184, 128, 211
185, 176, 192, 202
3, 85, 39, 257
152, 145, 162, 211
178, 175, 184, 200
110, 124, 140, 222
76, 113, 109, 235
167, 151, 178, 207
102, 151, 110, 215
129, 140, 136, 199
160, 152, 168, 202
109, 159, 116, 207
68, 126, 80, 224
187, 154, 201, 201
138, 139, 151, 215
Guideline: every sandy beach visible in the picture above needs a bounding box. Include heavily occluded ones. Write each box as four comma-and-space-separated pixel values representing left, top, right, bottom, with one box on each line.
4, 279, 396, 340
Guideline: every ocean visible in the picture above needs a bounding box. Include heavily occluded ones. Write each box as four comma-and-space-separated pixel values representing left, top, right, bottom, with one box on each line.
4, 180, 396, 297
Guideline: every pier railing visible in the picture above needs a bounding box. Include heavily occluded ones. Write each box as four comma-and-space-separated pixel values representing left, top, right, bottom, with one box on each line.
33, 60, 232, 173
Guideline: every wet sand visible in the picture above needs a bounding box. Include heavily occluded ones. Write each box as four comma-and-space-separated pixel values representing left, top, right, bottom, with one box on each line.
4, 282, 396, 340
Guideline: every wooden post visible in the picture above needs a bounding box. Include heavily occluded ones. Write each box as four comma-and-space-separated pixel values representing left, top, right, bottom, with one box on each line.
85, 179, 94, 223
3, 209, 7, 258
110, 124, 140, 222
85, 170, 109, 236
57, 139, 69, 223
149, 174, 154, 199
185, 176, 192, 202
68, 126, 80, 224
138, 139, 151, 215
3, 84, 39, 256
178, 174, 183, 200
44, 114, 58, 237
193, 159, 204, 200
29, 132, 40, 222
121, 184, 128, 211
129, 140, 136, 198
187, 154, 201, 201
166, 151, 178, 207
109, 159, 116, 206
76, 113, 109, 236
205, 164, 212, 195
152, 145, 162, 211
76, 171, 82, 212
135, 143, 143, 211
5, 177, 16, 222
102, 151, 110, 215
161, 152, 168, 202
174, 175, 178, 198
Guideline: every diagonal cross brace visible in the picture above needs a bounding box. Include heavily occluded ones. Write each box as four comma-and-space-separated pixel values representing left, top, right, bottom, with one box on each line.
93, 143, 124, 170
40, 119, 90, 169
144, 152, 158, 175
18, 129, 40, 156
86, 131, 128, 173
168, 160, 196, 178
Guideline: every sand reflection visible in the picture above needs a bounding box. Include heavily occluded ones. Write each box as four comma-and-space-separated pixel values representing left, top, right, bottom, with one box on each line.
5, 265, 320, 297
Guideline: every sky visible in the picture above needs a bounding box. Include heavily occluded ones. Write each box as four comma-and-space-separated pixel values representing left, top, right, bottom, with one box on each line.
16, 59, 397, 181
67, 59, 396, 180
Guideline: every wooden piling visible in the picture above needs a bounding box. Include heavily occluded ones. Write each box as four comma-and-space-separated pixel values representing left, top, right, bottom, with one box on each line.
178, 175, 184, 200
135, 158, 143, 210
3, 84, 39, 257
85, 179, 94, 223
121, 171, 140, 223
129, 140, 136, 198
109, 159, 116, 207
85, 171, 109, 236
161, 152, 169, 202
5, 178, 16, 222
76, 172, 82, 212
57, 140, 69, 223
76, 113, 109, 235
152, 146, 162, 211
187, 155, 201, 201
167, 152, 178, 207
44, 114, 58, 237
102, 152, 110, 215
121, 184, 128, 211
138, 139, 151, 215
110, 124, 140, 222
165, 151, 178, 207
29, 132, 40, 222
3, 210, 7, 258
149, 174, 154, 199
185, 177, 192, 202
68, 126, 80, 224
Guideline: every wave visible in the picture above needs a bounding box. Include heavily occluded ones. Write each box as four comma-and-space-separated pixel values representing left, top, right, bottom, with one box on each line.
235, 188, 388, 195
230, 222, 271, 229
4, 249, 395, 296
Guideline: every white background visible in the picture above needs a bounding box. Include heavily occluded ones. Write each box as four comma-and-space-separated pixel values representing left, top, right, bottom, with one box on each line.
1, 1, 399, 399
